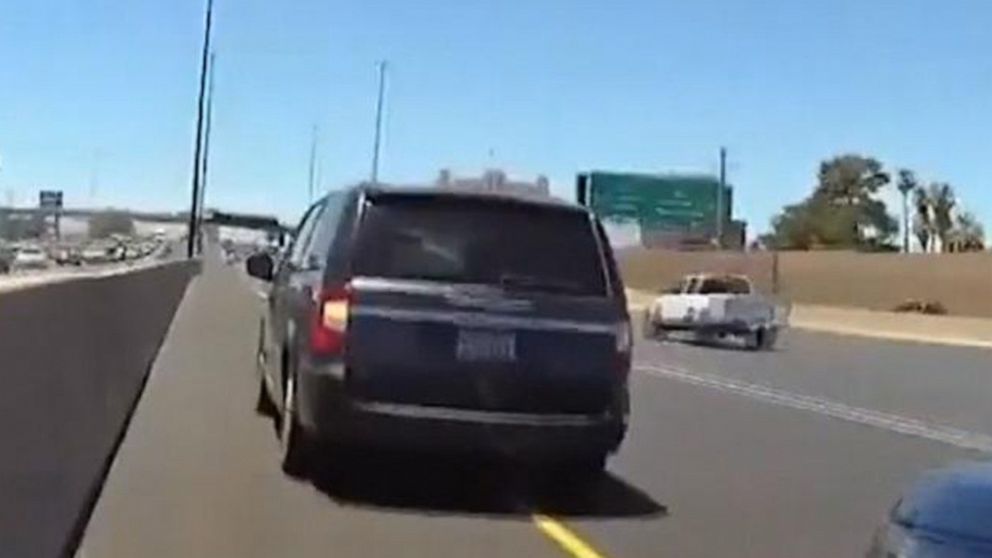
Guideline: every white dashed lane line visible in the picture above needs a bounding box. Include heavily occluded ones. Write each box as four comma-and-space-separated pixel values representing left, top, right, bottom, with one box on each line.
635, 363, 992, 453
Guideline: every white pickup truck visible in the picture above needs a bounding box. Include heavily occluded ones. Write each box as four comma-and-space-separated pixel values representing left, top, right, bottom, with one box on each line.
642, 273, 789, 350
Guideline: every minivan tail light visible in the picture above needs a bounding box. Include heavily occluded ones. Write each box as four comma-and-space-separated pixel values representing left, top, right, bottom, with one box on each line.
310, 284, 351, 356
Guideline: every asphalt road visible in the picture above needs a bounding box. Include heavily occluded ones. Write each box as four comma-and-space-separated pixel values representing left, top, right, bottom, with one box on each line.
639, 328, 992, 437
77, 254, 984, 557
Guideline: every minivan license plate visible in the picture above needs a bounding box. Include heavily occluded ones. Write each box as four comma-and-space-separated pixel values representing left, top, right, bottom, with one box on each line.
456, 329, 516, 362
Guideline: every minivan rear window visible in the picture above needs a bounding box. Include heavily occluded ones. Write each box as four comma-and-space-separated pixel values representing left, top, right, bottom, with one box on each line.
352, 196, 608, 297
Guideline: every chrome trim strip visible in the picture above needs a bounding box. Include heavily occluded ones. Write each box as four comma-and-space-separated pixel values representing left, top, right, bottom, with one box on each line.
354, 401, 609, 426
349, 305, 617, 334
349, 276, 598, 309
350, 276, 482, 296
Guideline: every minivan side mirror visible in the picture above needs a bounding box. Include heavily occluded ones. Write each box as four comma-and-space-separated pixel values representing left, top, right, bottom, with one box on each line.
246, 252, 274, 282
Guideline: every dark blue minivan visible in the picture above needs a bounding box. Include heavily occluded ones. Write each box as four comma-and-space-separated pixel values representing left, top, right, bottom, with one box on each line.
247, 185, 631, 479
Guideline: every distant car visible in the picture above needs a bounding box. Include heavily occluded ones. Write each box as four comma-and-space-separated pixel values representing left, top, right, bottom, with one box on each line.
122, 244, 140, 260
643, 273, 789, 350
81, 245, 114, 264
247, 186, 631, 480
12, 246, 50, 270
867, 460, 992, 557
54, 247, 83, 266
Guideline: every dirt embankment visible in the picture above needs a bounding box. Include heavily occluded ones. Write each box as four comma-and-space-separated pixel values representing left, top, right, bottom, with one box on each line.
619, 249, 992, 318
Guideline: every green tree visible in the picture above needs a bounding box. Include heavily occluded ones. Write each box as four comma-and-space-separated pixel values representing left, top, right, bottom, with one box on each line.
912, 186, 933, 252
767, 154, 897, 250
815, 155, 890, 205
88, 210, 135, 238
948, 211, 985, 252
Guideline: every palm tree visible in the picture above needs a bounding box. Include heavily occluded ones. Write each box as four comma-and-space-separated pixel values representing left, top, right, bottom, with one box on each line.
912, 187, 933, 252
896, 169, 918, 253
949, 211, 985, 252
928, 182, 956, 252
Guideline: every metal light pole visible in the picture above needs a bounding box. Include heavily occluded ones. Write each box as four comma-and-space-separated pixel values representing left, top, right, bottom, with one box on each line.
307, 124, 318, 202
197, 51, 216, 251
370, 60, 387, 184
716, 146, 727, 248
186, 0, 214, 258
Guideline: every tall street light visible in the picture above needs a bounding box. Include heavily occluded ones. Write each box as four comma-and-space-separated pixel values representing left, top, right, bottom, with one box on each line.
370, 60, 387, 184
307, 124, 318, 202
187, 0, 214, 258
197, 50, 217, 252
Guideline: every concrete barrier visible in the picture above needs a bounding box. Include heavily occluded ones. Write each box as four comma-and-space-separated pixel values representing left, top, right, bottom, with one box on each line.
0, 260, 199, 558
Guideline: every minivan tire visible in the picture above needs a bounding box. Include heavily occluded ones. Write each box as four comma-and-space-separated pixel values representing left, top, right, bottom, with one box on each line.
280, 373, 313, 477
255, 376, 275, 416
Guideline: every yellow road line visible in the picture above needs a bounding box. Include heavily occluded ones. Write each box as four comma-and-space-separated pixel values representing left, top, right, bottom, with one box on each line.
532, 513, 606, 558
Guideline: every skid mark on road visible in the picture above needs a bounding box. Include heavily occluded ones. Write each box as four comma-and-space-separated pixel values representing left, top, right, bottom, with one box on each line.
636, 364, 992, 453
532, 514, 607, 558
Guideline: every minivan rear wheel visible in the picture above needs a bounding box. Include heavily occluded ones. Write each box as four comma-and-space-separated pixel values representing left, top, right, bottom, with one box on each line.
255, 376, 275, 416
279, 373, 312, 477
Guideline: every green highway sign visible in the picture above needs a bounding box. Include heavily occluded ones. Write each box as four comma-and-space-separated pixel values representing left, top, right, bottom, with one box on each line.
586, 172, 727, 233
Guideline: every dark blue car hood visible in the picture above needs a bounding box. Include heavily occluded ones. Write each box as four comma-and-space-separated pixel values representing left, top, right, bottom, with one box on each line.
896, 461, 992, 549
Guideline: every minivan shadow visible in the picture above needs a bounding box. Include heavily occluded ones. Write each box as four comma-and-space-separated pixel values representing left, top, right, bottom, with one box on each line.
305, 450, 667, 520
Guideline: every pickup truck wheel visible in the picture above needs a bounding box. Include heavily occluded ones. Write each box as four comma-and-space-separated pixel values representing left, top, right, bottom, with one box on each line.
745, 328, 764, 351
279, 373, 313, 478
761, 327, 779, 350
744, 328, 764, 351
641, 312, 666, 340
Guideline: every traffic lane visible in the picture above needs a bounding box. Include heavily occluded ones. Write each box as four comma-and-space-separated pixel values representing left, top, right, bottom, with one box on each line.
570, 369, 979, 558
0, 248, 180, 295
78, 256, 660, 558
635, 328, 992, 436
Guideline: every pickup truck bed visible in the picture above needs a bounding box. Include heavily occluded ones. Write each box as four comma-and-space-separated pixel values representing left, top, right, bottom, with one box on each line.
643, 274, 789, 350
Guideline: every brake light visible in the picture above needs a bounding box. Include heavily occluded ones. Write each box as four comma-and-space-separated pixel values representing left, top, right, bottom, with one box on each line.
309, 284, 351, 356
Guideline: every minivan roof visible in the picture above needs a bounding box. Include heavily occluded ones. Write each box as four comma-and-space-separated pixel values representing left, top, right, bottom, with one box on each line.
349, 183, 589, 215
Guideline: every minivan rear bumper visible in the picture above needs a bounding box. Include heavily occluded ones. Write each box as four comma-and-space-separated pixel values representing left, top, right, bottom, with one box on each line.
296, 361, 627, 461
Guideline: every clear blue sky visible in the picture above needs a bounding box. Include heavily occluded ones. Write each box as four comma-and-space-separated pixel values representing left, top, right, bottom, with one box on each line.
1, 0, 990, 233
